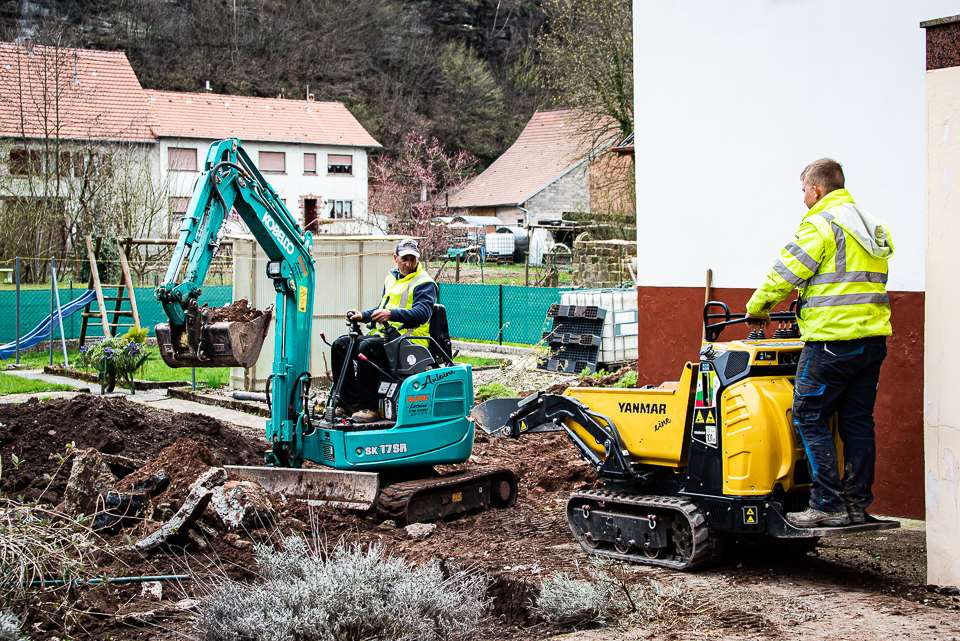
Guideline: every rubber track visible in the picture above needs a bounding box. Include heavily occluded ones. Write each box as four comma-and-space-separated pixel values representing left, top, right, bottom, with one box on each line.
567, 489, 716, 571
375, 466, 517, 524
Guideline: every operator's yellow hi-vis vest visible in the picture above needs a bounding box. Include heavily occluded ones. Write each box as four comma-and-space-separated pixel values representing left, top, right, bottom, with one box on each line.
746, 189, 893, 341
376, 262, 435, 339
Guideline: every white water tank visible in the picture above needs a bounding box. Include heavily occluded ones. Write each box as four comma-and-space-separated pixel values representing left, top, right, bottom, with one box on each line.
559, 288, 638, 365
484, 232, 515, 259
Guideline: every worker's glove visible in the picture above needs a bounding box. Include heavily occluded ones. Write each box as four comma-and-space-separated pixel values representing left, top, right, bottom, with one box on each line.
744, 312, 769, 327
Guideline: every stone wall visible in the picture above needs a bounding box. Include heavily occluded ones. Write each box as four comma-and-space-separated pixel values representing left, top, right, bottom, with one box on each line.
573, 239, 635, 287
525, 164, 589, 221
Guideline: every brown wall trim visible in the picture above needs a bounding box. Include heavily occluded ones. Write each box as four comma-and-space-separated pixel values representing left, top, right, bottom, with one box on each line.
635, 286, 924, 519
924, 18, 960, 70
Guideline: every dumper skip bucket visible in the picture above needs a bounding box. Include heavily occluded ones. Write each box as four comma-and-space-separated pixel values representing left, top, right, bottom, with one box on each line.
155, 308, 272, 369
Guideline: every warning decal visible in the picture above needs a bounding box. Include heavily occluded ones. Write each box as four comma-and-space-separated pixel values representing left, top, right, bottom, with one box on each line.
743, 506, 758, 525
693, 409, 716, 425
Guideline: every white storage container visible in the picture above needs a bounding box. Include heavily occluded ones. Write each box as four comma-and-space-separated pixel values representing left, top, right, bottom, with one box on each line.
229, 234, 407, 391
485, 232, 515, 258
559, 288, 638, 365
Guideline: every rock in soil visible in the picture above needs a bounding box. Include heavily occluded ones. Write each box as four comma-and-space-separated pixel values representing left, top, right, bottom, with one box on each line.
0, 395, 264, 504
404, 522, 437, 540
210, 480, 273, 530
62, 448, 117, 516
133, 467, 226, 553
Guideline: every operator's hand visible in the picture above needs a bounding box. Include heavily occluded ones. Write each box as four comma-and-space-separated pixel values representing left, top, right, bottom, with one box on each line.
744, 312, 769, 327
371, 308, 392, 323
346, 310, 362, 321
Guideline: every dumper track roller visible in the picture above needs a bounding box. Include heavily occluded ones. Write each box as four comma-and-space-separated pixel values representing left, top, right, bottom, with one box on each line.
375, 466, 518, 525
566, 489, 717, 570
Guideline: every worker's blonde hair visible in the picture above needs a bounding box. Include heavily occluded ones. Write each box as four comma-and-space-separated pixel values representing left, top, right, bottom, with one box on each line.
801, 158, 845, 192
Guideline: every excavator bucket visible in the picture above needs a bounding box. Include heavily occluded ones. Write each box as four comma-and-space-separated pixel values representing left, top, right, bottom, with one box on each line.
225, 465, 380, 510
472, 396, 561, 436
155, 307, 272, 369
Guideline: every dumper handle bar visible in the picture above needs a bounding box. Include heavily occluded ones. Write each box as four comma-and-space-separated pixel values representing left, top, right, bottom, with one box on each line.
703, 300, 799, 342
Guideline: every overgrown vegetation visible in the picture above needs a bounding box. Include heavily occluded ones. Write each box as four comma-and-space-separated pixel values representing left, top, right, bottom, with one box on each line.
536, 560, 695, 629
0, 611, 25, 641
195, 538, 487, 641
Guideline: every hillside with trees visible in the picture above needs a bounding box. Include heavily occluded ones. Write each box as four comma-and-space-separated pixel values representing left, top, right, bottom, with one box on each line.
0, 0, 631, 165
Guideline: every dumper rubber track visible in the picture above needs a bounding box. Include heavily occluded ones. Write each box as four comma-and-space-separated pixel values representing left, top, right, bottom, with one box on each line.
375, 466, 517, 525
566, 489, 717, 570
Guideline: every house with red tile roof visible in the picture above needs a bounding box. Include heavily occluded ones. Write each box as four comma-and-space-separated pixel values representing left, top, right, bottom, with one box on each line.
146, 89, 381, 235
0, 40, 381, 236
447, 109, 631, 227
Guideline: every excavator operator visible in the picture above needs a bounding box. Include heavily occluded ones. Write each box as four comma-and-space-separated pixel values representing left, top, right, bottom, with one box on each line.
333, 238, 437, 422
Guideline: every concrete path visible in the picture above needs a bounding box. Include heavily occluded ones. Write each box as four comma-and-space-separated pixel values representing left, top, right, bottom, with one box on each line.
1, 368, 266, 433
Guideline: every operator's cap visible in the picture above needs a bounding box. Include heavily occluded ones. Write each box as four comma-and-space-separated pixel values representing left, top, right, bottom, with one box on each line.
395, 238, 420, 258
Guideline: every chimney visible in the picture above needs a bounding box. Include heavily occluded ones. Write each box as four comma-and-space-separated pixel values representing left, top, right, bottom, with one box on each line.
204, 80, 212, 92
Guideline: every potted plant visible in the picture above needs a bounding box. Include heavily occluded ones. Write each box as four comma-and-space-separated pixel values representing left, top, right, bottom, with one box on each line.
78, 327, 150, 394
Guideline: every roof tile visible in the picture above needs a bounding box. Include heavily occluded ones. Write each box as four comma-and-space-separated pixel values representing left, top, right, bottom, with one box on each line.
145, 89, 380, 148
448, 109, 603, 208
0, 41, 154, 142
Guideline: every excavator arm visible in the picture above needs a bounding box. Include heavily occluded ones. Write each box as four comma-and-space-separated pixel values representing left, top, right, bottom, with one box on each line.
155, 138, 316, 466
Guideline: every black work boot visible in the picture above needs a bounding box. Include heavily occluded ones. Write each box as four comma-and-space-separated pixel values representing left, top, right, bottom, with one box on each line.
846, 505, 867, 525
786, 507, 850, 528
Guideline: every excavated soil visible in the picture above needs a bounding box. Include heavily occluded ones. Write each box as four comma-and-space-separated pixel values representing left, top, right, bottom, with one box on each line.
0, 395, 264, 503
2, 396, 957, 641
116, 438, 220, 506
203, 299, 266, 323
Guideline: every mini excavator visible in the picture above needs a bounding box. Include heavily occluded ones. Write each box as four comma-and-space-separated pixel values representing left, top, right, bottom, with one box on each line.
155, 138, 516, 524
476, 302, 899, 570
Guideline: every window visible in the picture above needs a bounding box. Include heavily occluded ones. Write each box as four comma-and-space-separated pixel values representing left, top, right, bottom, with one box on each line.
7, 149, 44, 176
259, 151, 286, 173
169, 197, 190, 215
303, 153, 317, 175
327, 154, 352, 175
168, 147, 197, 171
329, 199, 353, 219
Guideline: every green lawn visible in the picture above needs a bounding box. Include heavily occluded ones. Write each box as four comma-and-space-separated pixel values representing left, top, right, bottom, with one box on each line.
0, 372, 76, 394
11, 348, 230, 387
454, 355, 506, 368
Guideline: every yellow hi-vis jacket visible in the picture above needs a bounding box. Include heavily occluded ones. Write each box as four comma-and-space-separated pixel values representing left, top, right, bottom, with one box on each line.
746, 189, 894, 341
374, 262, 435, 339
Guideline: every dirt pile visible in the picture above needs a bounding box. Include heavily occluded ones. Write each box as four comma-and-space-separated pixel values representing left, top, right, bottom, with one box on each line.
204, 299, 267, 323
538, 364, 634, 396
0, 395, 265, 503
116, 438, 219, 506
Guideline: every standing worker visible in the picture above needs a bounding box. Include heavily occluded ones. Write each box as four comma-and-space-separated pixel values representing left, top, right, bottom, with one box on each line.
745, 159, 894, 528
332, 238, 437, 422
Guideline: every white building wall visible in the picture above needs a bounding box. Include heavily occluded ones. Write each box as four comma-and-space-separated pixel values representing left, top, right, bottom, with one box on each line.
632, 0, 957, 292
158, 138, 374, 234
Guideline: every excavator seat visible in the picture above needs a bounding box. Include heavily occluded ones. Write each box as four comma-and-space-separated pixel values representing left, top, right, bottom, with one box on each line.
428, 304, 453, 365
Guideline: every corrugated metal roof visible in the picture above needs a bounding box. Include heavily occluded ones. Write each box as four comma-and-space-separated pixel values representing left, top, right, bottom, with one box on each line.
447, 109, 604, 208
146, 89, 381, 148
0, 41, 154, 142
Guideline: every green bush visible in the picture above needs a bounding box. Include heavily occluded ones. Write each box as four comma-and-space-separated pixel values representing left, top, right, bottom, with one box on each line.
613, 371, 637, 388
77, 326, 150, 394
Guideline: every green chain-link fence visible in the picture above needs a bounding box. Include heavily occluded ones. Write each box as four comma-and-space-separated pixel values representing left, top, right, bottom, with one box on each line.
0, 282, 563, 353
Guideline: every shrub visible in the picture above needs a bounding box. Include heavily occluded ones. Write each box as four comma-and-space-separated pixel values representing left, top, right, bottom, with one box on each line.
78, 326, 150, 394
535, 560, 693, 629
0, 612, 24, 641
195, 538, 488, 641
612, 371, 637, 388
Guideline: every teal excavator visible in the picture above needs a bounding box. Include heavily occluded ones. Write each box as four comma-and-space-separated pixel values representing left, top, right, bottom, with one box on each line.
155, 138, 516, 523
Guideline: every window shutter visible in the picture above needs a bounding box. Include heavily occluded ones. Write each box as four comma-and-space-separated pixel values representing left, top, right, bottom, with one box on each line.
304, 153, 317, 174
259, 151, 286, 173
169, 147, 197, 171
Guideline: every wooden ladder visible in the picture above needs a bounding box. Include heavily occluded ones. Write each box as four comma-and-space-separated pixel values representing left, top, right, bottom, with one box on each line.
78, 235, 142, 346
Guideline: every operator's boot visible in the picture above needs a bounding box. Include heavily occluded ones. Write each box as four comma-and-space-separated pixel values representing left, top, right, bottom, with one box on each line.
786, 507, 850, 528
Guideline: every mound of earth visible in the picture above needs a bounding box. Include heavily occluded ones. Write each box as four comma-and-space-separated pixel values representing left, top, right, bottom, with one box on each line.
0, 395, 265, 503
204, 299, 266, 323
116, 438, 220, 507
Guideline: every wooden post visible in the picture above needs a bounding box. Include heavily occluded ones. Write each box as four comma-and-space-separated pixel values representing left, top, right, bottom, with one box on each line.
455, 254, 461, 283
85, 235, 112, 338
117, 238, 141, 328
